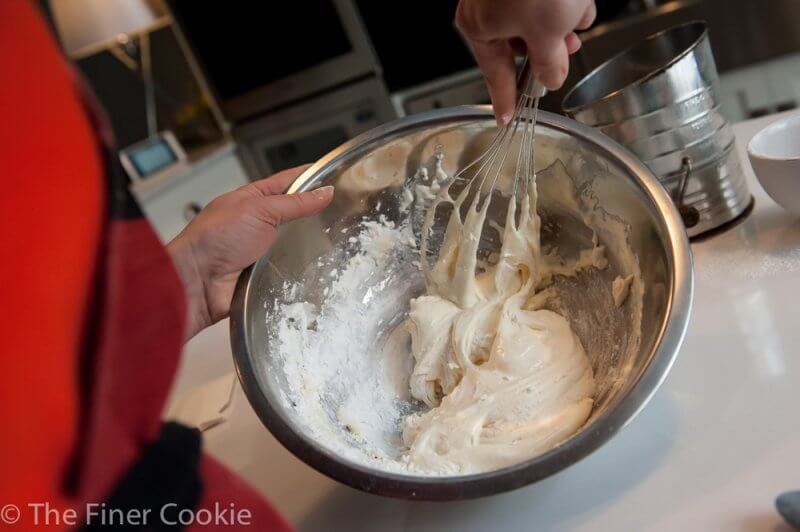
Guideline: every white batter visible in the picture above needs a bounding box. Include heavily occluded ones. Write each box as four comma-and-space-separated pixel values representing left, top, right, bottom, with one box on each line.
402, 168, 601, 474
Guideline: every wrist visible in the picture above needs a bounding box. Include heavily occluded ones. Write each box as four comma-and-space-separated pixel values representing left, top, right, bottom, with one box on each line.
167, 233, 212, 341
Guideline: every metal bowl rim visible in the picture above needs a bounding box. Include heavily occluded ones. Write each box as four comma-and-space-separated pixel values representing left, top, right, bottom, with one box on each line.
230, 105, 694, 500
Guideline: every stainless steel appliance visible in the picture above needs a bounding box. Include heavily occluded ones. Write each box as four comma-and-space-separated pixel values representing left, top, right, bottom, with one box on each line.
353, 0, 487, 116
165, 0, 399, 178
234, 77, 395, 178
165, 0, 379, 123
392, 70, 489, 117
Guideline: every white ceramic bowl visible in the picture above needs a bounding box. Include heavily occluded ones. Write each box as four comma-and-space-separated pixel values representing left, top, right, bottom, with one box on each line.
748, 112, 800, 214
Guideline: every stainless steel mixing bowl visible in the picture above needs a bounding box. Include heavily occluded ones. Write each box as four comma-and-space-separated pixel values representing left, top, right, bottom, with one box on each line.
230, 107, 693, 500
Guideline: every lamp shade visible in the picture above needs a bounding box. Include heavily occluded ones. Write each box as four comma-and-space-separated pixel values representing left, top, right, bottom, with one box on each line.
49, 0, 166, 57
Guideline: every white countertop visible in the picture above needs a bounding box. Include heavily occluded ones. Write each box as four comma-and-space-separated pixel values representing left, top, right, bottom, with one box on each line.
170, 112, 800, 532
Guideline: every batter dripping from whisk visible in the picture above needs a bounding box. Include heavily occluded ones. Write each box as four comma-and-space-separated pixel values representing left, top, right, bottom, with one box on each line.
402, 84, 605, 474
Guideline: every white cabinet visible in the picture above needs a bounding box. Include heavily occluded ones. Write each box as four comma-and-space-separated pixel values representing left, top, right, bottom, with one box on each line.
130, 143, 249, 243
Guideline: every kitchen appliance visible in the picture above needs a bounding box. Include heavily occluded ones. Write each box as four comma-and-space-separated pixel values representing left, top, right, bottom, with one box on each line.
119, 130, 186, 181
352, 0, 489, 116
165, 0, 379, 123
229, 106, 693, 499
562, 22, 751, 237
233, 77, 395, 178
164, 0, 398, 179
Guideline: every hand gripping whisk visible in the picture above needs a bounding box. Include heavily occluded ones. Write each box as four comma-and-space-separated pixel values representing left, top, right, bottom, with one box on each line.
421, 60, 548, 273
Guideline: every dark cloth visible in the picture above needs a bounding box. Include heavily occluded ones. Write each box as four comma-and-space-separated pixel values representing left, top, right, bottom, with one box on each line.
82, 423, 202, 531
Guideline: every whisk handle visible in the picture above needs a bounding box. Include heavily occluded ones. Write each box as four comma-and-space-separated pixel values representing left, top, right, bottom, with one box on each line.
517, 58, 548, 98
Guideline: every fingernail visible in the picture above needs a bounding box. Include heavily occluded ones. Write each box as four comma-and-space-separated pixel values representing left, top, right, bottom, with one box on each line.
543, 74, 561, 91
312, 185, 334, 200
498, 113, 512, 127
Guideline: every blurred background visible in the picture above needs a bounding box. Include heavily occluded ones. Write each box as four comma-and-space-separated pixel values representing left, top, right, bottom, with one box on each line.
38, 0, 800, 240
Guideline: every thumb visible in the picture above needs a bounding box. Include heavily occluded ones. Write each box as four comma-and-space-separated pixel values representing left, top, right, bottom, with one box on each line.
254, 186, 334, 227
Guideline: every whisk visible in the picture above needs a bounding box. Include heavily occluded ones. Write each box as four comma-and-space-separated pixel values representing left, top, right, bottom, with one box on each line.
420, 59, 547, 270
456, 59, 547, 207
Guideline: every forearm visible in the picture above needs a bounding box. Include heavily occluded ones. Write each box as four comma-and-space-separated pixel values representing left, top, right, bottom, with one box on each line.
167, 233, 212, 341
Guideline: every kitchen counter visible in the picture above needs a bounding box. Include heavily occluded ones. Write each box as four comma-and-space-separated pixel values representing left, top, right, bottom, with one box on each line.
169, 112, 800, 531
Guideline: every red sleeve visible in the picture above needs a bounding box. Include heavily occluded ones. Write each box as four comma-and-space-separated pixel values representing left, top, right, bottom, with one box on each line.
190, 456, 293, 532
0, 0, 104, 523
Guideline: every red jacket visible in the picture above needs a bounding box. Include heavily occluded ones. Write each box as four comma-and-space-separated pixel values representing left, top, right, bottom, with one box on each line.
0, 2, 291, 530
